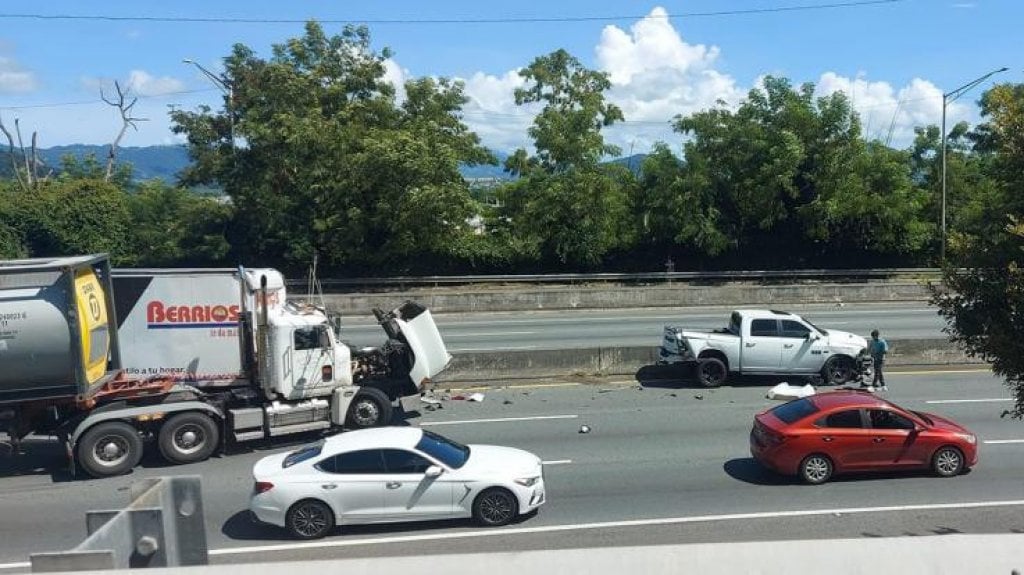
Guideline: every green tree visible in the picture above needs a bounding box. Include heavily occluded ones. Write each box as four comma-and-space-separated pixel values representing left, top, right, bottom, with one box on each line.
495, 49, 632, 268
171, 22, 492, 273
933, 83, 1024, 417
16, 178, 134, 263
126, 181, 232, 266
669, 76, 929, 264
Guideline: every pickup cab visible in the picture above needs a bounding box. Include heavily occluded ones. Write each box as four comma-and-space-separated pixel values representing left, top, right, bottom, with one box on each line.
658, 309, 870, 387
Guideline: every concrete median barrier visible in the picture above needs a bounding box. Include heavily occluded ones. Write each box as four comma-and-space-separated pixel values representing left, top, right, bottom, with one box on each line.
438, 338, 983, 383
326, 281, 932, 314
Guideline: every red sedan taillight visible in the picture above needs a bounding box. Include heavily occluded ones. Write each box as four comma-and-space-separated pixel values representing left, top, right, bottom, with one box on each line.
253, 481, 274, 494
754, 420, 787, 446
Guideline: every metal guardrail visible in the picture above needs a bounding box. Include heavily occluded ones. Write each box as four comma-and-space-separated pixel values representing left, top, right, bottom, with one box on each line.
286, 268, 942, 289
30, 476, 208, 572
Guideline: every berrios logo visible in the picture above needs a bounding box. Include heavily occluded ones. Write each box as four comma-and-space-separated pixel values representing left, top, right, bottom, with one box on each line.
146, 301, 240, 329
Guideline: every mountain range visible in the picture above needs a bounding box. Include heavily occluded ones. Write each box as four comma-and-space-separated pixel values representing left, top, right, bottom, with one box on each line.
4, 145, 647, 184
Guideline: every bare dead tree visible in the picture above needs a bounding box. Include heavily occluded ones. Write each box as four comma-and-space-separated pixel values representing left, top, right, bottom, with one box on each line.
15, 119, 32, 187
101, 80, 148, 182
0, 114, 28, 192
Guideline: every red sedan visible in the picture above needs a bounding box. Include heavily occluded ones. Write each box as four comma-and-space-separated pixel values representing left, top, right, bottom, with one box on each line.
750, 390, 978, 484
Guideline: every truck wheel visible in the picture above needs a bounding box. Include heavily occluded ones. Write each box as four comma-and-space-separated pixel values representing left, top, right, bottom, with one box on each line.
77, 421, 144, 478
821, 356, 855, 386
158, 412, 220, 465
346, 387, 393, 428
696, 357, 727, 387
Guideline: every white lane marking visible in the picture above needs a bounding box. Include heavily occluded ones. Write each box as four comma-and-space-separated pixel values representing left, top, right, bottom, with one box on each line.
207, 499, 1024, 557
448, 346, 537, 352
421, 415, 578, 427
0, 562, 28, 570
444, 331, 536, 338
542, 459, 573, 465
983, 440, 1024, 445
925, 398, 1012, 404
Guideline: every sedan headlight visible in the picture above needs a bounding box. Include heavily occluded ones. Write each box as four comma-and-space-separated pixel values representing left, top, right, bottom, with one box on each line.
514, 476, 540, 487
956, 433, 977, 445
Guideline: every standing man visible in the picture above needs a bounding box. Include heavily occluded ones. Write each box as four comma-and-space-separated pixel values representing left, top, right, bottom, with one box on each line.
869, 329, 888, 391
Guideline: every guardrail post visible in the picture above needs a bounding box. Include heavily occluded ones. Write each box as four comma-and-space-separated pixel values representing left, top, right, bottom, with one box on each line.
29, 476, 207, 572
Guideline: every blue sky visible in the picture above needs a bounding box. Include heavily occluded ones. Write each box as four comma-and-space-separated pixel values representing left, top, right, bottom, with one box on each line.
0, 0, 1020, 153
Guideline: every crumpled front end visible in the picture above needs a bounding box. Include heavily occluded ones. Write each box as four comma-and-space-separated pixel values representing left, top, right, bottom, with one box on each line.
658, 326, 696, 364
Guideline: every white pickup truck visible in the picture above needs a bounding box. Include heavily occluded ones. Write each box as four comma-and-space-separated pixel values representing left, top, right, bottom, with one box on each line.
658, 309, 870, 387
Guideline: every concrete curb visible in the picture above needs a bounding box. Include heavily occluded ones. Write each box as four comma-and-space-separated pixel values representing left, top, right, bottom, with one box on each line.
437, 338, 982, 383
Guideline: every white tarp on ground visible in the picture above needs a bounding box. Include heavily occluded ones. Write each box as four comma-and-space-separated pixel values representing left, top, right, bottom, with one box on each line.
766, 382, 816, 401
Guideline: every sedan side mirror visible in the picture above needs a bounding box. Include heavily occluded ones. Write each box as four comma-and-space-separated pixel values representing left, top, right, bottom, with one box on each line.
807, 332, 820, 341
425, 465, 444, 478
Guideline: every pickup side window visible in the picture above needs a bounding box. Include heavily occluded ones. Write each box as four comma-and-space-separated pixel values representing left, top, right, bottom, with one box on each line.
780, 320, 811, 339
749, 319, 778, 337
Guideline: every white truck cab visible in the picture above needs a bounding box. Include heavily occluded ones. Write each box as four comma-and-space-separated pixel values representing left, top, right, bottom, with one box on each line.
659, 309, 869, 387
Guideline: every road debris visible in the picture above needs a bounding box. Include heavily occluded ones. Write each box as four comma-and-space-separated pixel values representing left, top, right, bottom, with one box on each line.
503, 399, 514, 405
467, 392, 485, 402
694, 394, 704, 400
579, 424, 591, 434
766, 382, 816, 401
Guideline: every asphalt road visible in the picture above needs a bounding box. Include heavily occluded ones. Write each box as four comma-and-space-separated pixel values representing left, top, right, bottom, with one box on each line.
1, 368, 1022, 570
338, 302, 947, 352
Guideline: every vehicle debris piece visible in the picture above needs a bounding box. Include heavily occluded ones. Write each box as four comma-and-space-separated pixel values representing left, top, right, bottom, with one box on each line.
579, 425, 591, 434
694, 394, 704, 400
503, 399, 513, 405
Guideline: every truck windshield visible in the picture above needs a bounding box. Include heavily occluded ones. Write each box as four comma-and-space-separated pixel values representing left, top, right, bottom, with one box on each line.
415, 430, 470, 469
800, 316, 828, 336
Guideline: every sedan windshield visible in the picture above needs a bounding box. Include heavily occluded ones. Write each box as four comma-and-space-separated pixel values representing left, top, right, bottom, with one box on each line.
415, 430, 471, 469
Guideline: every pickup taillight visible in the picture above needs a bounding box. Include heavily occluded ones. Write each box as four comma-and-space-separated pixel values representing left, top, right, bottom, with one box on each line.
253, 481, 274, 494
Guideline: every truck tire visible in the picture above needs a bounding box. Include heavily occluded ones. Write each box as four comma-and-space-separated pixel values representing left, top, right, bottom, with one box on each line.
821, 356, 855, 386
158, 412, 220, 465
696, 357, 727, 388
77, 421, 144, 478
346, 387, 393, 429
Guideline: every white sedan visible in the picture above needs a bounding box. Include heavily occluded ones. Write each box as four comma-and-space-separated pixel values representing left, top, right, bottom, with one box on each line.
250, 427, 547, 539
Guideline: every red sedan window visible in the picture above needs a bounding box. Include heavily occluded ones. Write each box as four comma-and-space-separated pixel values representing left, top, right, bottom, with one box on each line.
769, 398, 819, 424
816, 409, 864, 428
868, 409, 916, 430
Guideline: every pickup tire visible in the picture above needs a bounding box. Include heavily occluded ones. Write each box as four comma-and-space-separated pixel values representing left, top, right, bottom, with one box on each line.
158, 412, 220, 465
77, 421, 144, 478
346, 387, 393, 428
696, 357, 728, 388
821, 356, 856, 386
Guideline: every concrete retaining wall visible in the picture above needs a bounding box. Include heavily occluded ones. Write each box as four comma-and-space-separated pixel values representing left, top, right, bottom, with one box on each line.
326, 281, 933, 314
439, 338, 981, 383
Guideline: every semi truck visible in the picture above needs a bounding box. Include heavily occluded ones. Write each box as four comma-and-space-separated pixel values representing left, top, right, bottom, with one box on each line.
0, 254, 451, 478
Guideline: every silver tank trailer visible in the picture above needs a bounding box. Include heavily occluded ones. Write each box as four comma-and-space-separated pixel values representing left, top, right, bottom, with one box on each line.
0, 255, 120, 404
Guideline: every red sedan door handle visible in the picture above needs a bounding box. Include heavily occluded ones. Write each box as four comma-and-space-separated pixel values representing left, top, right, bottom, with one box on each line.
822, 436, 834, 442
873, 437, 885, 443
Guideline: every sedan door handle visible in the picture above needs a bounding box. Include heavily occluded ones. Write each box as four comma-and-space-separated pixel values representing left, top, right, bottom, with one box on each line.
386, 482, 402, 489
745, 343, 756, 348
822, 436, 834, 442
783, 344, 794, 349
872, 437, 886, 443
321, 484, 337, 490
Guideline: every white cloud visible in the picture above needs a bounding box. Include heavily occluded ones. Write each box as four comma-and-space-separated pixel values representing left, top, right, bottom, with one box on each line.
125, 70, 185, 97
456, 6, 744, 154
0, 55, 38, 93
815, 72, 969, 144
382, 58, 410, 103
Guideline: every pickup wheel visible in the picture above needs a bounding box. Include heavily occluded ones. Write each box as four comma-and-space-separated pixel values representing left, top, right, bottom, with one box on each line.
696, 357, 727, 388
821, 356, 855, 386
346, 387, 393, 428
77, 421, 144, 478
158, 412, 220, 465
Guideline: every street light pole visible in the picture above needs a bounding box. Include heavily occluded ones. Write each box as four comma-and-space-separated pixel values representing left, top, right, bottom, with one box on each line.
940, 66, 1008, 263
182, 59, 234, 151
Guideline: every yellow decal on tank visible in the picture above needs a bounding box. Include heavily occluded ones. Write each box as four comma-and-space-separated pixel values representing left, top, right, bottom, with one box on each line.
74, 268, 110, 385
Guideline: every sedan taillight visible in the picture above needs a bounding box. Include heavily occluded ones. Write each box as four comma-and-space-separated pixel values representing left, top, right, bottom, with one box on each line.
253, 481, 274, 494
